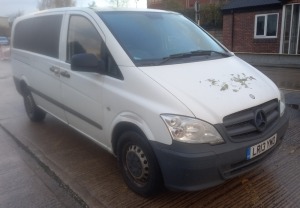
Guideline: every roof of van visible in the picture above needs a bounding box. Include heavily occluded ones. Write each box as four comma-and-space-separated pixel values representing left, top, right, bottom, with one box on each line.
27, 7, 172, 16
13, 7, 177, 25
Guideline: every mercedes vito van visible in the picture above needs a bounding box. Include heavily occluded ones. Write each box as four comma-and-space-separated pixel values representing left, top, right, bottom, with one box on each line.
11, 8, 289, 196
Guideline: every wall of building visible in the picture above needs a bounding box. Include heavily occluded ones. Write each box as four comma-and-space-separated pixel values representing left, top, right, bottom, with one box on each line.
223, 9, 282, 53
147, 0, 162, 9
236, 52, 300, 68
206, 28, 223, 42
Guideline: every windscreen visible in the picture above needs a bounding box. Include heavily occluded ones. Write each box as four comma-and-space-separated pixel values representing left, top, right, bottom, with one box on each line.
99, 11, 227, 66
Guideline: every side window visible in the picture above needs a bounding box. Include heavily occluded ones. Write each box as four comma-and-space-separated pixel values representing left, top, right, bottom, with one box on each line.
14, 15, 62, 58
67, 15, 103, 63
67, 15, 123, 79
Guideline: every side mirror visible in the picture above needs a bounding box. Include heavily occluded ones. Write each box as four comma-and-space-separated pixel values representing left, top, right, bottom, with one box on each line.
71, 53, 105, 74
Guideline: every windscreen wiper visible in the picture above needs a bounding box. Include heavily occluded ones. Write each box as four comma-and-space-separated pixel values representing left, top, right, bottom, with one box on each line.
190, 50, 231, 57
158, 50, 231, 65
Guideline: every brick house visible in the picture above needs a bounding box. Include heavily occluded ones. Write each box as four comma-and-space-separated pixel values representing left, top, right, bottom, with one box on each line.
222, 0, 300, 54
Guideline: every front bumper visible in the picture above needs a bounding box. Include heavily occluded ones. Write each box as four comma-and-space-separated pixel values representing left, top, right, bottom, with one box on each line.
150, 109, 289, 191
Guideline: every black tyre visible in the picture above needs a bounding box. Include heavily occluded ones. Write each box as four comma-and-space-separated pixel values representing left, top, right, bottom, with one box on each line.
117, 131, 163, 197
23, 89, 46, 122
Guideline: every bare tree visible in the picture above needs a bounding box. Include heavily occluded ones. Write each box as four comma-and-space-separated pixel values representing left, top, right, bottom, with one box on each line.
38, 0, 76, 10
109, 0, 129, 7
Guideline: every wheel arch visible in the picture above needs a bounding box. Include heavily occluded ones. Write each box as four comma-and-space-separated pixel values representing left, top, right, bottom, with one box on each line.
111, 122, 148, 156
15, 76, 30, 96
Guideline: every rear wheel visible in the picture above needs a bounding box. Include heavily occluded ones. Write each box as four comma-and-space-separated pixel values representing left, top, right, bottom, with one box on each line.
117, 131, 163, 197
23, 89, 46, 122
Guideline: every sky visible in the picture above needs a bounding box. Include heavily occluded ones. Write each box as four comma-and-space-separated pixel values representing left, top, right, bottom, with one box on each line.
0, 0, 147, 17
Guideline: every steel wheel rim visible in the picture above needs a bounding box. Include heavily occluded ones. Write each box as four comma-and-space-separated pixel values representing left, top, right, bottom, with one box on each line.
125, 145, 149, 186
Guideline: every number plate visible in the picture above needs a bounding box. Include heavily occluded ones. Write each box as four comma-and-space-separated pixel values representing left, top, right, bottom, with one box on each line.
246, 134, 277, 160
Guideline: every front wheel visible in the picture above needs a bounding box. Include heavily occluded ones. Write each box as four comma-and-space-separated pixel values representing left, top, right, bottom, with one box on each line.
117, 131, 163, 197
23, 89, 46, 122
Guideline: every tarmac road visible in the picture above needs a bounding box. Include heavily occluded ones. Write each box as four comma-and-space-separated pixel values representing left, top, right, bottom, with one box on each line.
0, 60, 299, 207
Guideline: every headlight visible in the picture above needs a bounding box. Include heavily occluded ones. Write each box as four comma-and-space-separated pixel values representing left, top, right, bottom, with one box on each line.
161, 114, 224, 145
280, 90, 286, 117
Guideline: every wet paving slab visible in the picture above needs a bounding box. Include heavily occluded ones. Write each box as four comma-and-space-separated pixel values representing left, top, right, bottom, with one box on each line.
0, 122, 84, 208
1, 61, 300, 207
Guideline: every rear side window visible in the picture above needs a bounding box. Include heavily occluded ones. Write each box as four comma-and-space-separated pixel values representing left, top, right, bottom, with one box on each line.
14, 15, 62, 58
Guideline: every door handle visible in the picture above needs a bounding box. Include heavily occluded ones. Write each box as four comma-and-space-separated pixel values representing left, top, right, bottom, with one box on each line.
60, 70, 70, 78
50, 66, 60, 76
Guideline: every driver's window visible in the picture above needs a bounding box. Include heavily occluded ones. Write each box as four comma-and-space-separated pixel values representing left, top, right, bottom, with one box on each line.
67, 15, 103, 63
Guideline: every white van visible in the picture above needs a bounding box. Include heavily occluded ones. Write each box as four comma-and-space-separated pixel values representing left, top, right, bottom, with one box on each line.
11, 8, 289, 196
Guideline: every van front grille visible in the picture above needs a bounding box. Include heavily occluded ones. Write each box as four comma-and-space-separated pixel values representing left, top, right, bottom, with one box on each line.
223, 99, 279, 142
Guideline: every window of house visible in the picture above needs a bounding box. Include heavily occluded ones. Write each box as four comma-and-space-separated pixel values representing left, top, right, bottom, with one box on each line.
282, 4, 300, 55
254, 13, 278, 38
